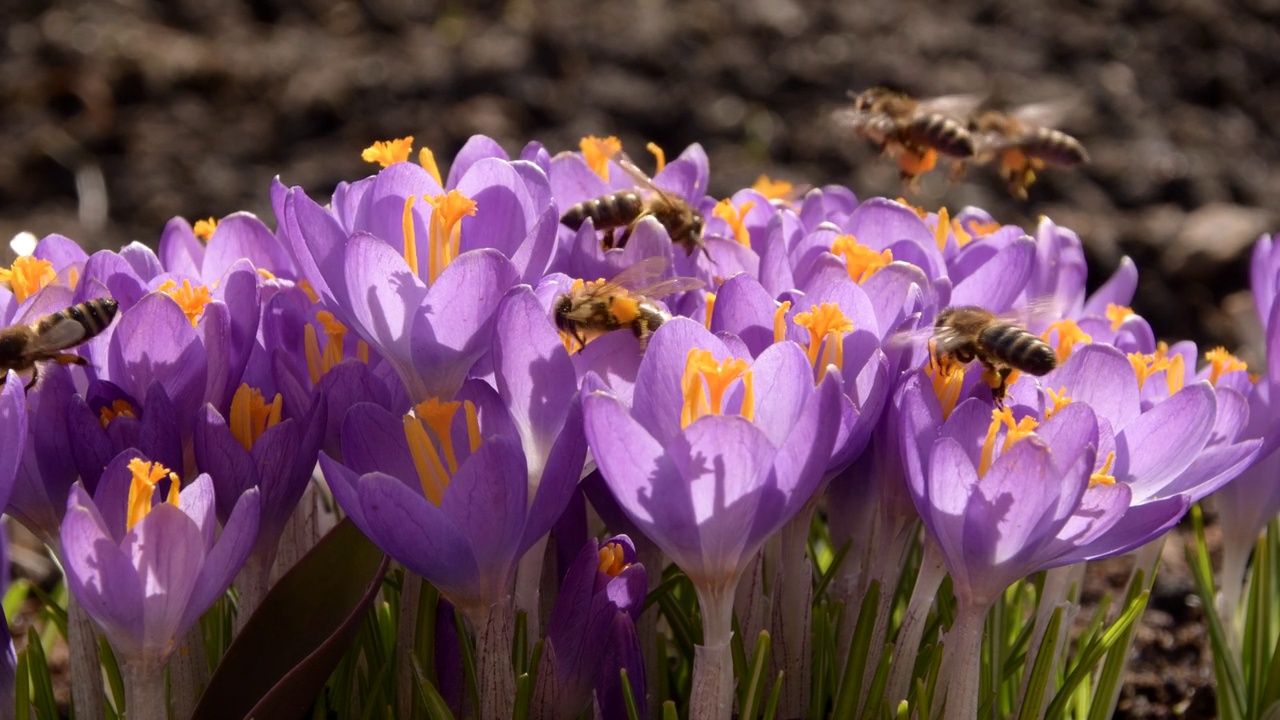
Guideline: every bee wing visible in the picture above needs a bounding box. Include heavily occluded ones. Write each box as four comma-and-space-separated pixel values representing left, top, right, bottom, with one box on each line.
27, 316, 86, 354
630, 276, 706, 298
997, 296, 1068, 333
613, 154, 680, 204
913, 93, 987, 120
1008, 97, 1080, 129
593, 256, 703, 299
884, 323, 939, 351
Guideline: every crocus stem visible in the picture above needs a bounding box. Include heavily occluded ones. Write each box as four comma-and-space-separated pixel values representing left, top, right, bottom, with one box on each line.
124, 657, 168, 720
515, 534, 549, 641
398, 570, 423, 717
886, 538, 947, 707
1219, 528, 1252, 653
772, 507, 814, 719
169, 622, 209, 720
691, 586, 735, 720
937, 601, 989, 720
470, 597, 516, 720
855, 514, 917, 717
67, 594, 105, 720
233, 548, 275, 635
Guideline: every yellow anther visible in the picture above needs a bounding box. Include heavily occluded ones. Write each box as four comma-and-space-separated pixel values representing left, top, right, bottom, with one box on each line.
926, 344, 965, 421
895, 198, 928, 218
403, 396, 482, 506
362, 137, 414, 168
98, 399, 137, 429
793, 303, 853, 381
0, 256, 55, 304
1128, 351, 1172, 390
192, 217, 218, 242
304, 311, 357, 384
402, 196, 420, 277
933, 207, 951, 251
703, 291, 717, 331
297, 279, 319, 304
1045, 387, 1072, 419
418, 146, 443, 186
580, 136, 623, 180
158, 278, 212, 327
1090, 451, 1117, 487
126, 458, 181, 531
1206, 347, 1247, 387
1106, 304, 1135, 331
646, 142, 666, 174
979, 407, 1039, 476
1166, 353, 1185, 395
680, 349, 754, 429
752, 175, 794, 201
256, 268, 277, 282
229, 384, 282, 451
1042, 319, 1093, 364
831, 235, 892, 284
712, 199, 757, 247
425, 190, 478, 285
773, 300, 792, 344
598, 542, 630, 577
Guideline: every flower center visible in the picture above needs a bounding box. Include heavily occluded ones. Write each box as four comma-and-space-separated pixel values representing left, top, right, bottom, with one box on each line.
1042, 319, 1093, 364
423, 190, 478, 285
1044, 387, 1072, 419
598, 542, 630, 577
304, 310, 367, 384
752, 175, 794, 201
794, 303, 853, 382
1205, 347, 1247, 386
1090, 451, 1117, 487
1128, 347, 1185, 395
831, 235, 892, 284
230, 384, 282, 451
926, 350, 965, 421
646, 142, 666, 174
158, 279, 212, 326
712, 199, 756, 247
933, 207, 952, 250
193, 217, 218, 242
126, 458, 180, 531
772, 300, 792, 344
956, 217, 1000, 246
403, 397, 481, 506
979, 407, 1039, 476
680, 349, 754, 429
98, 399, 137, 429
580, 135, 623, 180
362, 136, 414, 168
1106, 304, 1135, 331
0, 256, 55, 303
703, 291, 716, 331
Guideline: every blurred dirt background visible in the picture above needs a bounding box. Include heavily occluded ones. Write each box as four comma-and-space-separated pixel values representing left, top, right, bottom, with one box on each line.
4, 0, 1279, 716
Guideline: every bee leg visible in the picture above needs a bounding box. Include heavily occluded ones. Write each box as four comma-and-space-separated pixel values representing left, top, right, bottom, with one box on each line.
573, 329, 589, 354
601, 228, 617, 250
23, 365, 38, 391
616, 223, 637, 249
54, 353, 88, 366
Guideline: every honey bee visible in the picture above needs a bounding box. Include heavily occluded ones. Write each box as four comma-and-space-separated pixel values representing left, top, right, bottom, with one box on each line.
0, 297, 119, 389
968, 102, 1089, 199
930, 305, 1057, 405
560, 154, 709, 259
834, 88, 981, 184
554, 256, 703, 352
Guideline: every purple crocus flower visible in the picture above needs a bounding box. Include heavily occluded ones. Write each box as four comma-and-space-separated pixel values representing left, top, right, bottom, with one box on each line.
583, 318, 844, 719
532, 535, 647, 720
0, 373, 26, 515
61, 450, 259, 715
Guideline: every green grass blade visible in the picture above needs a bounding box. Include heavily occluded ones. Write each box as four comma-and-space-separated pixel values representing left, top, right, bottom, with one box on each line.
738, 631, 772, 720
832, 580, 881, 718
621, 668, 643, 720
25, 626, 59, 720
1187, 505, 1247, 718
1016, 606, 1063, 720
409, 655, 457, 720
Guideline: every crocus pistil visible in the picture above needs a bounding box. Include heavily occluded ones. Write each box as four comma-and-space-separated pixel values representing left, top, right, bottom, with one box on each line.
229, 384, 282, 450
0, 256, 55, 302
1128, 347, 1185, 394
192, 217, 218, 241
1043, 319, 1093, 364
794, 303, 853, 381
978, 407, 1038, 477
1206, 347, 1247, 386
713, 199, 755, 247
426, 190, 478, 284
832, 235, 892, 284
680, 349, 754, 428
98, 399, 137, 429
927, 360, 964, 420
581, 135, 622, 180
362, 136, 414, 168
1045, 387, 1072, 418
158, 278, 212, 326
125, 458, 179, 531
303, 310, 368, 384
403, 397, 481, 505
1091, 451, 1117, 487
1106, 303, 1135, 330
772, 301, 792, 343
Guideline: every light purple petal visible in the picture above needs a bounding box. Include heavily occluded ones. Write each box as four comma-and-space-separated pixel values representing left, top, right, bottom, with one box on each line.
1116, 382, 1216, 498
711, 272, 780, 357
630, 318, 729, 447
950, 237, 1036, 311
746, 341, 813, 448
1082, 257, 1139, 316
204, 213, 293, 280
181, 487, 260, 633
124, 503, 205, 661
1043, 344, 1140, 429
158, 218, 204, 278
456, 158, 538, 259
447, 135, 511, 188
62, 484, 146, 658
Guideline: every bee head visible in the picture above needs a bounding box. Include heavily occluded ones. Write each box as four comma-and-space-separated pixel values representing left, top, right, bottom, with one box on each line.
552, 294, 575, 330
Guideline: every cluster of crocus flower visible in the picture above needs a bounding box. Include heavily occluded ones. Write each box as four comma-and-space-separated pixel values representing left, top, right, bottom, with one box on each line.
0, 131, 1275, 720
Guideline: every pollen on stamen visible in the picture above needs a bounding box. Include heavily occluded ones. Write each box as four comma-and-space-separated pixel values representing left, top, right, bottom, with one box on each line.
932, 207, 952, 251
580, 135, 623, 180
418, 146, 443, 186
1106, 304, 1135, 331
1045, 387, 1072, 419
1090, 451, 1117, 487
680, 349, 754, 428
1206, 347, 1247, 387
712, 199, 756, 247
1042, 319, 1093, 364
230, 384, 282, 451
0, 256, 55, 303
425, 190, 478, 285
895, 198, 928, 218
794, 303, 853, 381
831, 235, 893, 284
703, 292, 717, 331
598, 542, 630, 577
752, 175, 794, 201
414, 397, 466, 475
1127, 351, 1171, 390
192, 217, 218, 242
926, 343, 964, 420
772, 300, 792, 344
297, 279, 320, 304
158, 278, 212, 327
362, 137, 414, 168
979, 407, 1039, 476
98, 399, 137, 429
126, 458, 181, 531
645, 142, 666, 174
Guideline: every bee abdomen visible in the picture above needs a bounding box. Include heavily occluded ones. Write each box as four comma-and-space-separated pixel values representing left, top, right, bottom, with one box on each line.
59, 298, 119, 336
1023, 128, 1089, 166
561, 192, 646, 231
905, 114, 975, 158
980, 323, 1057, 375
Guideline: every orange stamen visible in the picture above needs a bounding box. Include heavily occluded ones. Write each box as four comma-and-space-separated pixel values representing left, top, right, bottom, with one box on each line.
229, 384, 282, 451
157, 279, 212, 327
1206, 347, 1247, 387
580, 136, 623, 180
98, 399, 136, 429
0, 256, 55, 303
831, 235, 892, 284
362, 137, 414, 168
1042, 320, 1093, 364
418, 146, 443, 186
192, 217, 218, 242
752, 175, 794, 201
598, 542, 630, 577
712, 199, 757, 247
772, 300, 792, 344
1105, 304, 1135, 331
645, 142, 666, 174
1090, 451, 1117, 487
425, 190, 478, 284
126, 458, 181, 531
680, 349, 754, 428
793, 303, 853, 381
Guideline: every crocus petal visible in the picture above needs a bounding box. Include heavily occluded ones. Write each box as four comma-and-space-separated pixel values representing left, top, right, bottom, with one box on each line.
62, 484, 145, 658
1045, 344, 1140, 430
204, 213, 293, 280
1116, 383, 1216, 497
1082, 257, 1139, 316
158, 218, 204, 279
125, 502, 205, 661
630, 318, 731, 447
194, 405, 257, 524
709, 273, 778, 357
109, 293, 208, 430
456, 158, 538, 259
746, 341, 813, 448
447, 135, 511, 188
1159, 440, 1261, 501
340, 403, 420, 482
181, 487, 260, 633
440, 437, 529, 592
0, 378, 27, 510
950, 238, 1036, 311
1065, 494, 1189, 563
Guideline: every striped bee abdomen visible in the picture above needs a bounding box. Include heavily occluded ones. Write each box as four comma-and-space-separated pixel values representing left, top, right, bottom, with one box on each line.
979, 323, 1056, 375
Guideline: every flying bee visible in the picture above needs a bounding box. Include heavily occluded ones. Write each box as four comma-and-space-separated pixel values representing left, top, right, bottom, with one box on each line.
929, 305, 1058, 405
834, 88, 981, 185
560, 154, 710, 260
0, 297, 119, 389
554, 256, 704, 352
968, 101, 1089, 199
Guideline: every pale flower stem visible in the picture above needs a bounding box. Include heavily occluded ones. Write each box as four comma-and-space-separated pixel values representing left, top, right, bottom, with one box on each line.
270, 478, 323, 585
515, 534, 549, 642
1219, 528, 1252, 653
1014, 564, 1074, 715
470, 597, 516, 720
886, 539, 947, 707
67, 594, 105, 720
937, 601, 989, 720
169, 622, 209, 720
233, 550, 274, 636
397, 570, 423, 717
691, 586, 736, 720
855, 517, 916, 717
773, 506, 814, 719
124, 657, 168, 720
